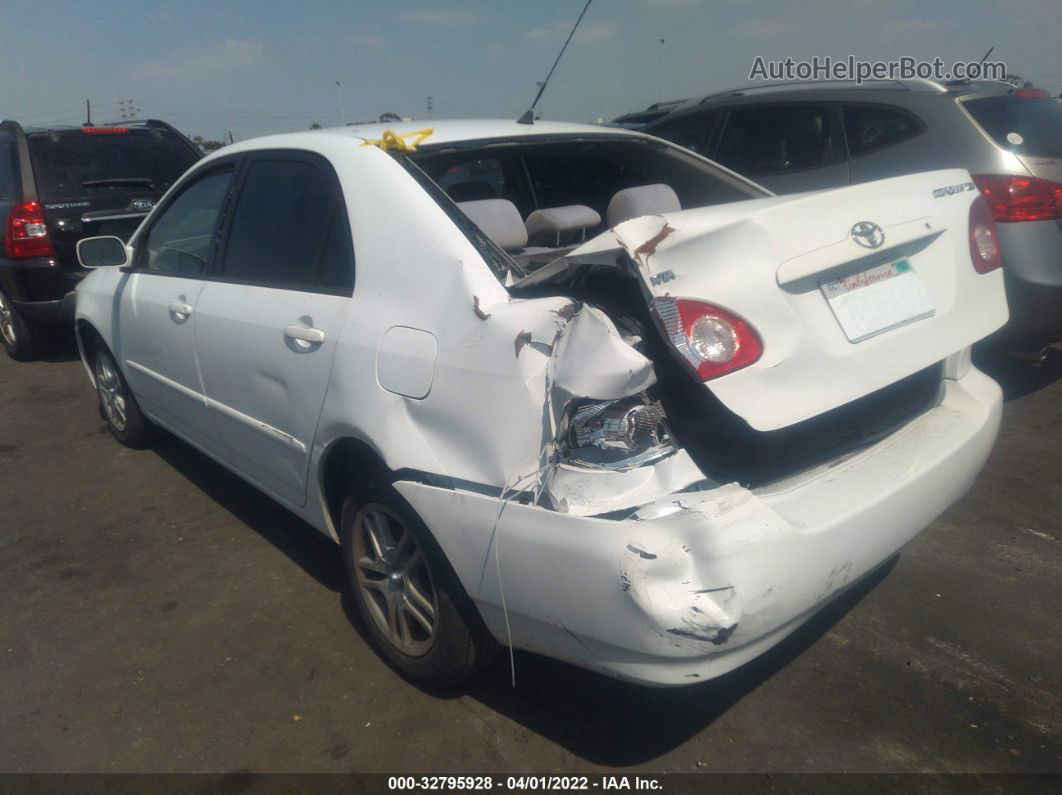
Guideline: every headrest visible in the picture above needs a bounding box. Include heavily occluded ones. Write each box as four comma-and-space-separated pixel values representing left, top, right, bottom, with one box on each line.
606, 184, 681, 227
524, 204, 602, 246
457, 199, 527, 251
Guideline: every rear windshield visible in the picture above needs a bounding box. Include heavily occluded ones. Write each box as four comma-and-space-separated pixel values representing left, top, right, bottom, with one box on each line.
414, 136, 764, 224
27, 130, 200, 200
963, 95, 1062, 158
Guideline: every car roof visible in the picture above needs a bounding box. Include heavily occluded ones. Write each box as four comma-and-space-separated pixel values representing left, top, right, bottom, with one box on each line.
3, 119, 192, 138
659, 79, 1018, 115
214, 118, 645, 158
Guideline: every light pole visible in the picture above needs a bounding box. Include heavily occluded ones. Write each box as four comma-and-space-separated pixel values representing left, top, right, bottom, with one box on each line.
658, 39, 665, 102
336, 80, 344, 126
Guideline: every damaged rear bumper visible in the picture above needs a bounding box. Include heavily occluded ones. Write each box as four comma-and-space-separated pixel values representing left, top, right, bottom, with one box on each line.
394, 366, 1002, 687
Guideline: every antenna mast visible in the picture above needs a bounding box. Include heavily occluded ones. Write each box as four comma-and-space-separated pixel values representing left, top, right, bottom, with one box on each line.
518, 0, 593, 124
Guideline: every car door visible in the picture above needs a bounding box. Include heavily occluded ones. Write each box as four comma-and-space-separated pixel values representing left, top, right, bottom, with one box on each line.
118, 162, 237, 451
710, 103, 849, 194
192, 151, 354, 508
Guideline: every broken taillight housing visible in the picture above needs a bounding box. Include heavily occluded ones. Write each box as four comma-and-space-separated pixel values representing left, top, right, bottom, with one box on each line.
5, 201, 55, 259
651, 297, 763, 381
968, 195, 1002, 274
562, 395, 676, 470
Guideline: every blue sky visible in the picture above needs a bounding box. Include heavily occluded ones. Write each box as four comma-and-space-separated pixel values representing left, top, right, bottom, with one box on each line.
3, 0, 1060, 141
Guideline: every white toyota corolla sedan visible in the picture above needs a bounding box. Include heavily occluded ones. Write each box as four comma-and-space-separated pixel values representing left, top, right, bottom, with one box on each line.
73, 120, 1008, 687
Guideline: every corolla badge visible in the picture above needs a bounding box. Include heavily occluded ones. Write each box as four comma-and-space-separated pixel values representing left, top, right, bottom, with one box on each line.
130, 198, 155, 212
850, 220, 885, 249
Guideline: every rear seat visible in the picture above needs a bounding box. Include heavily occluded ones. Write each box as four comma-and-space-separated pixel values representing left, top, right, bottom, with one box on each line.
524, 204, 601, 247
606, 183, 681, 226
456, 189, 680, 272
455, 199, 528, 252
456, 199, 598, 271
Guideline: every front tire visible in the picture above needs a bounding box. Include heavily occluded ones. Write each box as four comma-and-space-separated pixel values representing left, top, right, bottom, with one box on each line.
0, 288, 43, 361
340, 487, 498, 686
93, 346, 154, 448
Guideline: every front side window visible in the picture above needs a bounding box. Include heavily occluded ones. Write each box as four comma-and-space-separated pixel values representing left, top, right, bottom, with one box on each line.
142, 168, 234, 275
220, 158, 349, 290
843, 105, 922, 156
716, 105, 837, 176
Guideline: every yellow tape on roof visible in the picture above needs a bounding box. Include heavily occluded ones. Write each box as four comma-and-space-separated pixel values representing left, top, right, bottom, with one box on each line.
360, 128, 434, 152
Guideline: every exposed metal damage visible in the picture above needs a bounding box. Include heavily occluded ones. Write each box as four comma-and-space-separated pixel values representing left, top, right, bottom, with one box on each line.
384, 184, 1003, 684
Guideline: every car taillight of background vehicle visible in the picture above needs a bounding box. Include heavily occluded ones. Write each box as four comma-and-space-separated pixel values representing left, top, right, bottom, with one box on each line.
1013, 88, 1051, 98
968, 196, 1001, 274
972, 174, 1062, 223
651, 297, 763, 381
4, 201, 55, 259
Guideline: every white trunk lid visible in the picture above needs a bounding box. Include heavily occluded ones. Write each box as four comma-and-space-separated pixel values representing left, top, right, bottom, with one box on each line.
560, 169, 1009, 431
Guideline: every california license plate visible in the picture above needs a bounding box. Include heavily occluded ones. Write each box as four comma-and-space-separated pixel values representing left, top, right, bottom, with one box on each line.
820, 259, 935, 343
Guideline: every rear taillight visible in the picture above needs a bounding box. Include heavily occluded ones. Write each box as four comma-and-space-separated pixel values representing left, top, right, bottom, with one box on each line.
4, 201, 55, 259
1014, 88, 1050, 98
972, 174, 1062, 223
651, 297, 763, 381
968, 196, 1001, 274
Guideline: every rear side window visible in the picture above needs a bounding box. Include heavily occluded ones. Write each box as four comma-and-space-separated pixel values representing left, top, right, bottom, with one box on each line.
843, 105, 922, 156
26, 130, 200, 201
963, 95, 1062, 158
143, 168, 234, 275
648, 110, 719, 155
0, 132, 17, 201
716, 105, 837, 176
220, 157, 352, 292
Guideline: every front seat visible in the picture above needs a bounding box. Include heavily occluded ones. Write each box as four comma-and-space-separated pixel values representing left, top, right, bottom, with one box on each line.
606, 184, 681, 227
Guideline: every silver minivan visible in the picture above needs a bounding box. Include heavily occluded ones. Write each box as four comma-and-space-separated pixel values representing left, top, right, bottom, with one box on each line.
638, 79, 1062, 345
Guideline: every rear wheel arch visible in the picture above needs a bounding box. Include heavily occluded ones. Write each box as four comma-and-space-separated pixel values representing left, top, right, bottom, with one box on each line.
319, 436, 501, 685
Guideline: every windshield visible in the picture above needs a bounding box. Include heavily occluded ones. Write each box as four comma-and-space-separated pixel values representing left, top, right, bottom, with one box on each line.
28, 130, 200, 201
963, 95, 1062, 158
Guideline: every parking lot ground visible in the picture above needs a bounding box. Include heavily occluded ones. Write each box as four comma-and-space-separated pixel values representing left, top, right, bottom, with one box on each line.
1, 336, 1060, 774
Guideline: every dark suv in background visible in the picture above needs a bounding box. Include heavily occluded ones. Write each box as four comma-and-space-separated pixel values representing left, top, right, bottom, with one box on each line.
0, 119, 201, 359
629, 80, 1062, 346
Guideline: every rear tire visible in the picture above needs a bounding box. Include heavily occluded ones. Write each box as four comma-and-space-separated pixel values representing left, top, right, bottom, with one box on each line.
340, 484, 498, 687
93, 346, 155, 448
0, 288, 43, 361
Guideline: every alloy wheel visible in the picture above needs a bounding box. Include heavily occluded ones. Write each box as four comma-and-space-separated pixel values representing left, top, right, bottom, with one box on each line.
95, 352, 128, 432
352, 504, 439, 657
0, 291, 16, 347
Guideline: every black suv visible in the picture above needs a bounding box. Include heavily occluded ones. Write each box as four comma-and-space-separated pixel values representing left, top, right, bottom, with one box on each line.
0, 119, 202, 359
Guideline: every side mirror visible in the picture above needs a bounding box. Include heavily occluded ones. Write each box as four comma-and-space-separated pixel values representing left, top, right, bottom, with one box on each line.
77, 236, 130, 269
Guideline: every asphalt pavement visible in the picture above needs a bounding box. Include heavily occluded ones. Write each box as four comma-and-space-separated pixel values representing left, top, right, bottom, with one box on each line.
1, 335, 1059, 774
